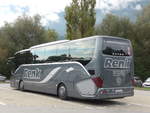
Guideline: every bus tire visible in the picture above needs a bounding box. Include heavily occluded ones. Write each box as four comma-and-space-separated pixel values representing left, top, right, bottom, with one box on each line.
19, 81, 24, 91
58, 84, 68, 100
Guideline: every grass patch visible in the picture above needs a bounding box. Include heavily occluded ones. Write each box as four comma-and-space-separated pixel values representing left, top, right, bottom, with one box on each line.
0, 81, 5, 83
0, 81, 8, 83
0, 82, 4, 84
135, 87, 150, 91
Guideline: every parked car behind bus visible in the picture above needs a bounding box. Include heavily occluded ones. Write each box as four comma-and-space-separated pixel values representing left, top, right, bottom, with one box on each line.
0, 74, 6, 82
143, 77, 150, 87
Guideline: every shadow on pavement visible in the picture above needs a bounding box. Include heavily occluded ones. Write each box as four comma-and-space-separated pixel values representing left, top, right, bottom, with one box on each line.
69, 98, 126, 107
13, 88, 127, 107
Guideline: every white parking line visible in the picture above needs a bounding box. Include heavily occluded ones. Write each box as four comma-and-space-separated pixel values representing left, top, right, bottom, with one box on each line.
0, 84, 11, 90
129, 102, 150, 108
0, 86, 11, 90
0, 102, 6, 106
84, 106, 96, 110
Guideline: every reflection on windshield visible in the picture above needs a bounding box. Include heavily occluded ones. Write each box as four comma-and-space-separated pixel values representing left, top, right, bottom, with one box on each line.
103, 40, 131, 56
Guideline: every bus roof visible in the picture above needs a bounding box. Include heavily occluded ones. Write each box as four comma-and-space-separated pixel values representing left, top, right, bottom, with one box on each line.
100, 35, 130, 41
30, 40, 69, 49
69, 35, 129, 42
15, 35, 130, 54
15, 49, 30, 55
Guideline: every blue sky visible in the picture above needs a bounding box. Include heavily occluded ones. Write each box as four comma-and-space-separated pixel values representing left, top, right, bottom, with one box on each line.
0, 0, 149, 35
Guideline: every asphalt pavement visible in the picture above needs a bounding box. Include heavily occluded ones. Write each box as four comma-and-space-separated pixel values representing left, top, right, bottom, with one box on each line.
0, 83, 150, 113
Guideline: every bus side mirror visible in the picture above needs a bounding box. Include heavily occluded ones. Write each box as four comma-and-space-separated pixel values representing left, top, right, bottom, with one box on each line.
11, 71, 15, 76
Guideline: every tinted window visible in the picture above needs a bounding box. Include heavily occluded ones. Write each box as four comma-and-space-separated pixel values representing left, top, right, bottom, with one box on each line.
15, 38, 96, 65
31, 44, 68, 63
103, 38, 131, 56
45, 45, 57, 62
70, 39, 95, 65
57, 43, 69, 61
25, 51, 34, 64
15, 52, 26, 67
15, 50, 33, 67
32, 47, 45, 63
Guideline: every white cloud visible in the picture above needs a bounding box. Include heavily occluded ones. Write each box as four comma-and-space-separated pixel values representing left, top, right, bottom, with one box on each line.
0, 0, 72, 26
134, 4, 142, 10
96, 0, 141, 11
0, 5, 22, 26
0, 0, 141, 26
41, 13, 60, 26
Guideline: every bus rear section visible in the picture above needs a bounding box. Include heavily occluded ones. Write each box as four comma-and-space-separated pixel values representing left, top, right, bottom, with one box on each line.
93, 37, 134, 99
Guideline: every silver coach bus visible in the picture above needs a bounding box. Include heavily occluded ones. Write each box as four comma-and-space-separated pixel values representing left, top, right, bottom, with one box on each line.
10, 36, 134, 100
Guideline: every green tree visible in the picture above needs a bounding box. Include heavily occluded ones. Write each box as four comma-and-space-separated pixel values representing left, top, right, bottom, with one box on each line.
133, 4, 150, 80
45, 29, 58, 42
96, 14, 134, 40
65, 0, 96, 40
0, 14, 58, 52
137, 4, 150, 25
0, 30, 15, 78
0, 14, 58, 78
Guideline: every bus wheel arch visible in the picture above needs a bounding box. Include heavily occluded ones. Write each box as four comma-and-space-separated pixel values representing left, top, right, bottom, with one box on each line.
19, 80, 24, 91
57, 82, 68, 100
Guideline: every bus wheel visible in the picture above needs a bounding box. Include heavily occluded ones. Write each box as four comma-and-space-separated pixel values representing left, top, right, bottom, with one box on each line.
19, 81, 24, 91
58, 84, 68, 100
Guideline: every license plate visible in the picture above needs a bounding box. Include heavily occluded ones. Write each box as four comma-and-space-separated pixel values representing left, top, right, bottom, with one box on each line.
115, 89, 123, 93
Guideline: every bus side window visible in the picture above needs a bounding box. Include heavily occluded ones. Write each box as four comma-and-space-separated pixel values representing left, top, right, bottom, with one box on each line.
70, 39, 95, 65
33, 47, 45, 63
45, 45, 57, 62
15, 52, 26, 67
25, 51, 34, 64
57, 43, 69, 61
